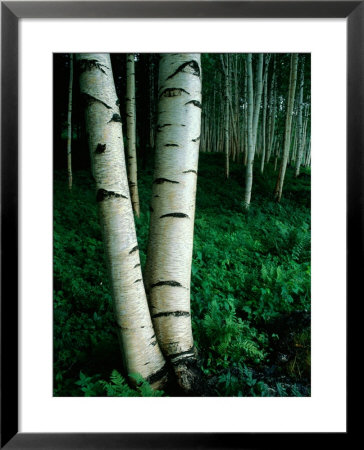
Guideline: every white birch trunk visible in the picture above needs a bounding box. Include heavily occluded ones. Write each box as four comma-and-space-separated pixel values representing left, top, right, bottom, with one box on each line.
260, 54, 270, 173
126, 54, 140, 217
274, 53, 299, 202
295, 58, 306, 177
77, 53, 166, 388
145, 54, 202, 391
221, 54, 230, 178
244, 54, 254, 207
244, 53, 263, 208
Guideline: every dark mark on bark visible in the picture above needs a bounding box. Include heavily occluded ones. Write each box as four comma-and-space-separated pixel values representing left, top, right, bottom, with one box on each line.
116, 98, 120, 106
152, 311, 190, 319
183, 170, 197, 174
79, 59, 108, 74
159, 88, 190, 99
185, 100, 202, 109
150, 340, 157, 346
108, 113, 122, 123
134, 279, 142, 283
81, 93, 112, 110
134, 263, 141, 268
149, 206, 154, 213
144, 362, 150, 365
160, 213, 189, 219
157, 124, 172, 132
192, 136, 201, 142
164, 144, 179, 147
146, 363, 168, 385
95, 143, 106, 154
154, 195, 160, 198
96, 189, 127, 202
151, 280, 184, 289
166, 60, 200, 80
129, 245, 139, 254
153, 178, 179, 185
169, 346, 196, 361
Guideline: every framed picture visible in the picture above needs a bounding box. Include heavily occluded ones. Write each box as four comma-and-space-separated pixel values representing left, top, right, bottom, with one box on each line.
1, 1, 355, 447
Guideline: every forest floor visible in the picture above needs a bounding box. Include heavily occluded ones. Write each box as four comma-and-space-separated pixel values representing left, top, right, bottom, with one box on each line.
54, 152, 311, 397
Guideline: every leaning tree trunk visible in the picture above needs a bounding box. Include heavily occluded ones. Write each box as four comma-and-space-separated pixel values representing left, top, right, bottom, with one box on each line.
145, 54, 202, 392
77, 53, 166, 389
274, 53, 299, 202
126, 54, 140, 217
67, 53, 73, 190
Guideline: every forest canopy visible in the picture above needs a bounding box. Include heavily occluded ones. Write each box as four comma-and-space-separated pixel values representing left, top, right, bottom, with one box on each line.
54, 53, 311, 397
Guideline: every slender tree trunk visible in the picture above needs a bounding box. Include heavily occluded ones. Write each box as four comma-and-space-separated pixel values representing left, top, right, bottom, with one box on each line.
221, 54, 230, 178
125, 54, 140, 217
295, 57, 305, 177
244, 54, 254, 207
244, 53, 263, 208
261, 54, 270, 173
274, 53, 299, 202
267, 57, 277, 164
145, 54, 202, 392
77, 53, 166, 388
67, 53, 73, 190
243, 59, 248, 166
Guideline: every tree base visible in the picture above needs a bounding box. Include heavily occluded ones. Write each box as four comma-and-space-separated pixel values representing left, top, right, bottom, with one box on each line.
162, 357, 215, 396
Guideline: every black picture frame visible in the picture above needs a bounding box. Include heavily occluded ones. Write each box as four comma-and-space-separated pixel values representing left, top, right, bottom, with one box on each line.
1, 1, 357, 448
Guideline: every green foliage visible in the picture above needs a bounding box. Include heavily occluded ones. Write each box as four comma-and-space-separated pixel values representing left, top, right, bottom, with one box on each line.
54, 153, 310, 397
100, 371, 164, 397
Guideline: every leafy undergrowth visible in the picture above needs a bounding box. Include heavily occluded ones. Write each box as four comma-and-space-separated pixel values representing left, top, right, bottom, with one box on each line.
54, 153, 311, 397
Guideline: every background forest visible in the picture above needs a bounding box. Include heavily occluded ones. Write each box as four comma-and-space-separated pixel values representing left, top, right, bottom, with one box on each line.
54, 53, 311, 397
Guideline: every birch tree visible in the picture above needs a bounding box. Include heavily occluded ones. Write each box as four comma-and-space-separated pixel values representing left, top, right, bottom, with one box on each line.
145, 54, 202, 391
244, 53, 264, 208
125, 54, 140, 217
260, 55, 270, 173
295, 56, 305, 177
220, 54, 230, 178
77, 53, 167, 389
274, 53, 299, 202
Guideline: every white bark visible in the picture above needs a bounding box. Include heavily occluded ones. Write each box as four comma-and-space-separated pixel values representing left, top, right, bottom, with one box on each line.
244, 53, 262, 208
126, 54, 140, 217
295, 59, 306, 177
145, 54, 202, 372
275, 53, 299, 202
77, 53, 166, 388
221, 54, 230, 178
261, 54, 271, 173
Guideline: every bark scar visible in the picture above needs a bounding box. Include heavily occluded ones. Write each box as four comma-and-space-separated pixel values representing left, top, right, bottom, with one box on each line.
151, 280, 185, 289
160, 213, 189, 219
153, 178, 179, 185
185, 100, 202, 109
165, 60, 200, 80
96, 189, 127, 202
152, 311, 190, 319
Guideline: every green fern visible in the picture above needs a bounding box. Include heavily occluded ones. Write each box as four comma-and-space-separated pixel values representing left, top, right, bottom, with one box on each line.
100, 370, 165, 397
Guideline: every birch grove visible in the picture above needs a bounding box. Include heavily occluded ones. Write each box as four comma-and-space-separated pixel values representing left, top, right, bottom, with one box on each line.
56, 52, 311, 397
